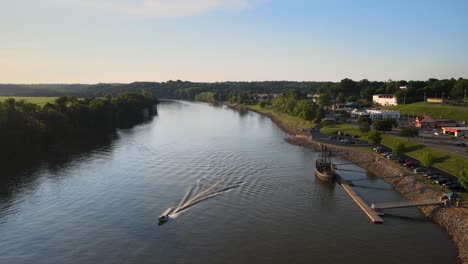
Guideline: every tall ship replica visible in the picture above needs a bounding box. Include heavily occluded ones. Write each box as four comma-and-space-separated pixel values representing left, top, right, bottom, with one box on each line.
315, 144, 335, 181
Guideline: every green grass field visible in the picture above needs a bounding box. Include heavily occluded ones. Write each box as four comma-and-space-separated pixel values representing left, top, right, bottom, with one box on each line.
320, 123, 468, 177
383, 102, 468, 121
247, 105, 317, 131
0, 97, 57, 107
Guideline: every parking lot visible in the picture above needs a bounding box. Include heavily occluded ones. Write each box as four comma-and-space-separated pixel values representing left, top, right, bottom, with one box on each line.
372, 145, 464, 192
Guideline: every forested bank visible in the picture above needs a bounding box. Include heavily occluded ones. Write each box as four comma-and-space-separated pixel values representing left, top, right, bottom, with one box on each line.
0, 92, 158, 168
1, 78, 467, 105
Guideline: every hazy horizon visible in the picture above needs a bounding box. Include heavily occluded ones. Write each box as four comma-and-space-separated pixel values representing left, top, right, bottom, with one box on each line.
1, 0, 467, 83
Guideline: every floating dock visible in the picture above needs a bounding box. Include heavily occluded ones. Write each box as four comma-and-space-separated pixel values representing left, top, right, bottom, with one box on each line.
335, 174, 384, 224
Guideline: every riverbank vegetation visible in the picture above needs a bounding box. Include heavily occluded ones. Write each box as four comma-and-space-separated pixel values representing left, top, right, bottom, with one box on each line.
194, 92, 218, 103
0, 92, 158, 167
247, 105, 317, 132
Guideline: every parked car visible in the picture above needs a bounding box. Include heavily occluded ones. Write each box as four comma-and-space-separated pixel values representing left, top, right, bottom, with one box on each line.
340, 139, 350, 143
442, 181, 457, 188
386, 154, 398, 160
404, 161, 419, 168
435, 178, 450, 185
446, 184, 462, 191
373, 147, 385, 153
424, 172, 440, 178
427, 175, 442, 180
329, 136, 338, 140
396, 158, 406, 163
414, 167, 427, 174
456, 142, 466, 147
377, 148, 387, 154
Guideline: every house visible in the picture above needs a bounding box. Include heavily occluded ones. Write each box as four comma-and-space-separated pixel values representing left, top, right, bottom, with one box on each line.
415, 115, 458, 128
372, 94, 398, 106
306, 94, 320, 103
442, 127, 468, 137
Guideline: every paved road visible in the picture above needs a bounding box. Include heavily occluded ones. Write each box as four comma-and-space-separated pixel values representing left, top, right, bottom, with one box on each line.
387, 129, 468, 158
310, 124, 370, 147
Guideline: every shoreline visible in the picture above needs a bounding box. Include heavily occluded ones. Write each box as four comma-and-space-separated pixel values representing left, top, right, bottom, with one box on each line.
239, 105, 468, 263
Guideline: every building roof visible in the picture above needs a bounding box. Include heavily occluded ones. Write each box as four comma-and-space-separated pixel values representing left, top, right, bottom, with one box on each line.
373, 94, 395, 98
443, 127, 468, 131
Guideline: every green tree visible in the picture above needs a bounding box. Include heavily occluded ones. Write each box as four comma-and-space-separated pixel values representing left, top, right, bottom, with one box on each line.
459, 168, 468, 190
393, 142, 405, 154
368, 130, 382, 145
314, 107, 326, 123
318, 93, 331, 106
400, 127, 419, 137
420, 151, 435, 168
358, 116, 372, 133
258, 101, 267, 108
450, 79, 468, 99
373, 118, 397, 132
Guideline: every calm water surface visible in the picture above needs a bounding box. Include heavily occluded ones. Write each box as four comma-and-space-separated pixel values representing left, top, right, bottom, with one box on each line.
0, 101, 458, 263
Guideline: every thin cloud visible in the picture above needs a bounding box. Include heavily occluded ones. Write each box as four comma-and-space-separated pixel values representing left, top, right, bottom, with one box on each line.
57, 0, 260, 18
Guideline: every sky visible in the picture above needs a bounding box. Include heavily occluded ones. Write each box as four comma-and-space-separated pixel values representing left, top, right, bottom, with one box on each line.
1, 0, 467, 83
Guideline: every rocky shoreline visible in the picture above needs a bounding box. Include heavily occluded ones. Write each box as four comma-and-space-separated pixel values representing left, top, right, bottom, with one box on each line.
243, 105, 468, 264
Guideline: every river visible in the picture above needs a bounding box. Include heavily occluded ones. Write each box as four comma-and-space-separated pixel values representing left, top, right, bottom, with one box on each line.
0, 101, 458, 263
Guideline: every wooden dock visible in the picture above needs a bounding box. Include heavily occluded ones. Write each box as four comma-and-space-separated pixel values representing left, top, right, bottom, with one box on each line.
335, 174, 384, 224
371, 199, 444, 210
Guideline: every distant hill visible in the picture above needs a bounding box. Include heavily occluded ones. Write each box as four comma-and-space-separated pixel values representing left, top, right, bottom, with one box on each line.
0, 81, 324, 100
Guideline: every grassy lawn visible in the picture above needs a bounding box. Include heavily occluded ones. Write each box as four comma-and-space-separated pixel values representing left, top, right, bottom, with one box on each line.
320, 123, 365, 138
381, 135, 467, 177
247, 105, 317, 131
0, 96, 57, 107
320, 122, 468, 177
383, 102, 468, 121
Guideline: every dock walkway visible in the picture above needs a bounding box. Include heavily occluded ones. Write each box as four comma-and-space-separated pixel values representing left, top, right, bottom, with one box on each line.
335, 174, 384, 224
371, 200, 444, 210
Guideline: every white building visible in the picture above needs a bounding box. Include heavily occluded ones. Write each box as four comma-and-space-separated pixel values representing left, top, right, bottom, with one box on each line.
351, 109, 400, 120
306, 94, 320, 103
372, 94, 398, 106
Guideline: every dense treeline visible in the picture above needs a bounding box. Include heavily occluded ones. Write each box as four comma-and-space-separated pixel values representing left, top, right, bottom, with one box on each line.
0, 92, 158, 164
194, 92, 218, 103
314, 78, 468, 105
266, 90, 325, 123
1, 77, 466, 105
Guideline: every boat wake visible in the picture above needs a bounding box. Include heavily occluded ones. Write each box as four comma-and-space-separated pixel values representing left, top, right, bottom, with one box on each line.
163, 176, 243, 218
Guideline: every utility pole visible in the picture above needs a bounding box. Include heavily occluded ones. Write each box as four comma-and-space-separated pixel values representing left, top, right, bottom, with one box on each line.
464, 87, 467, 107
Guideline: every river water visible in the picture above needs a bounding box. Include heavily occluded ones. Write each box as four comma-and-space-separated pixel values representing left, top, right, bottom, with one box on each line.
0, 101, 458, 263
